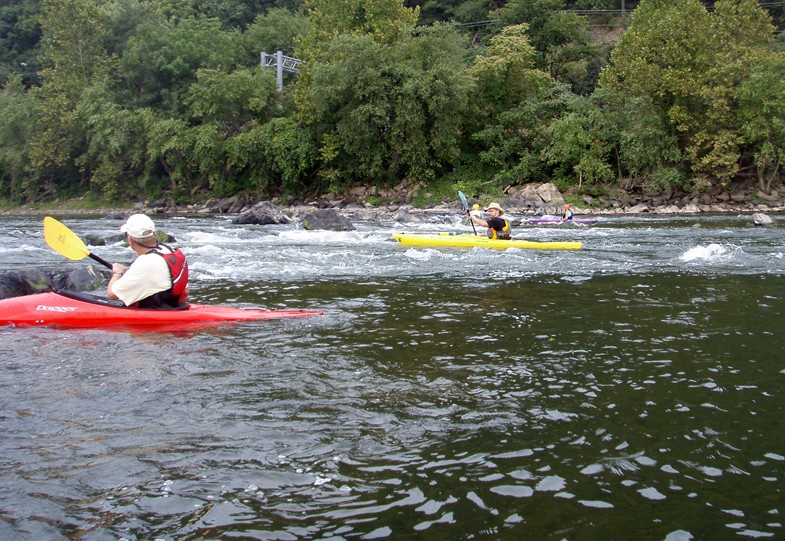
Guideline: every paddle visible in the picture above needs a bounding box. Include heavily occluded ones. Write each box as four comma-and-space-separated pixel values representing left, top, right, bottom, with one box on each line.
458, 191, 477, 235
43, 216, 113, 270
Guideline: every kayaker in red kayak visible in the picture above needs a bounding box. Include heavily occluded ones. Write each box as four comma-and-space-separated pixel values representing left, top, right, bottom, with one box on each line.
467, 202, 512, 240
108, 214, 190, 309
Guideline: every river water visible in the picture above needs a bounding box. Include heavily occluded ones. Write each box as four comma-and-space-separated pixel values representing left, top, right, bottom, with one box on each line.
0, 212, 783, 540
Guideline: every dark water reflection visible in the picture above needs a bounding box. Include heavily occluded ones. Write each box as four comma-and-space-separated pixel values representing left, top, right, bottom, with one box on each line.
1, 215, 784, 540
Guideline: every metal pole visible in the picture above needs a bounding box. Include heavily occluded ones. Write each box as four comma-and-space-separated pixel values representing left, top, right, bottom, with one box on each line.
276, 50, 284, 93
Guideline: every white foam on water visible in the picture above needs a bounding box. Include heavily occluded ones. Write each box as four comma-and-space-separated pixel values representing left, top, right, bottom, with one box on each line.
579, 499, 614, 508
490, 485, 534, 498
580, 464, 604, 475
491, 449, 534, 459
187, 244, 224, 256
535, 475, 566, 492
638, 486, 667, 500
404, 248, 439, 261
278, 230, 372, 244
700, 466, 723, 477
664, 530, 694, 541
680, 243, 730, 262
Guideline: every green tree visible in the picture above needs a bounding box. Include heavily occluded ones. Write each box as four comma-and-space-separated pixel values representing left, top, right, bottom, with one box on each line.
245, 7, 309, 57
191, 0, 306, 28
542, 94, 614, 189
0, 77, 34, 199
468, 24, 553, 116
471, 84, 572, 186
0, 0, 41, 87
600, 0, 777, 186
183, 67, 280, 195
305, 23, 473, 186
145, 117, 198, 198
227, 117, 319, 195
27, 0, 115, 198
75, 79, 154, 199
294, 0, 420, 121
186, 67, 278, 129
298, 0, 419, 57
406, 0, 463, 25
593, 88, 683, 192
465, 23, 558, 187
491, 0, 595, 91
738, 54, 785, 193
120, 16, 246, 115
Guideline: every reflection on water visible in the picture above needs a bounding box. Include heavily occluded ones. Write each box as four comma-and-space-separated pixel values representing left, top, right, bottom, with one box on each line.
0, 214, 784, 539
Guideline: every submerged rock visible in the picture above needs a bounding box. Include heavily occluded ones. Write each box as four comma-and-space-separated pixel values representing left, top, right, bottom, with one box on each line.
302, 209, 355, 231
0, 267, 112, 300
0, 270, 49, 299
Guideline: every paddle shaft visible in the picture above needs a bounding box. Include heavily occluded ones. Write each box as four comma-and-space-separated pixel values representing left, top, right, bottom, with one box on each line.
89, 252, 113, 270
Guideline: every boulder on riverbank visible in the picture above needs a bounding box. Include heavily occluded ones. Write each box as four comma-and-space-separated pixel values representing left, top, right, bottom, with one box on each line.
752, 213, 775, 226
2, 181, 784, 223
232, 201, 292, 225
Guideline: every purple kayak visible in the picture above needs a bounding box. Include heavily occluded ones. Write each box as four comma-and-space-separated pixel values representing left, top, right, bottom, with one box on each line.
528, 216, 598, 225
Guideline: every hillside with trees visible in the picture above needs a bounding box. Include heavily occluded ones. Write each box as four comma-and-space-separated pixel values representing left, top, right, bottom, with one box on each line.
1, 0, 784, 208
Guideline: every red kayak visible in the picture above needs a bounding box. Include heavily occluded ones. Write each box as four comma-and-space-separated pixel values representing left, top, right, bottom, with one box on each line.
0, 290, 323, 330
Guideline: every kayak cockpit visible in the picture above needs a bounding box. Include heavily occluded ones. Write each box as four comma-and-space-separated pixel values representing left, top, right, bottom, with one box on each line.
54, 289, 190, 311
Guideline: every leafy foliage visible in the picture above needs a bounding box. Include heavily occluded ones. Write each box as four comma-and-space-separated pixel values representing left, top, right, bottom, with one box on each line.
0, 0, 41, 87
119, 16, 246, 114
306, 23, 473, 186
0, 77, 34, 199
1, 0, 784, 206
491, 0, 595, 92
245, 7, 309, 57
601, 0, 778, 187
738, 54, 785, 192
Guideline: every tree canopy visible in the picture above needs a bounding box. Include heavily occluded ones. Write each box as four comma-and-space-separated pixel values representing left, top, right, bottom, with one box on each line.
1, 0, 784, 205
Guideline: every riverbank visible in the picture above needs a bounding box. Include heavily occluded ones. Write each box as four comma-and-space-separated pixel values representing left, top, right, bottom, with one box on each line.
1, 182, 783, 222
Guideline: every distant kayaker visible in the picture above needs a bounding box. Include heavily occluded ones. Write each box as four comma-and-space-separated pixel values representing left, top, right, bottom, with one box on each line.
558, 204, 574, 224
107, 213, 189, 308
467, 202, 512, 240
469, 203, 483, 221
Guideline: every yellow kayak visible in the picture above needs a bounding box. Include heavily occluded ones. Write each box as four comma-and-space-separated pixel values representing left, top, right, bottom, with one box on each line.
392, 233, 582, 250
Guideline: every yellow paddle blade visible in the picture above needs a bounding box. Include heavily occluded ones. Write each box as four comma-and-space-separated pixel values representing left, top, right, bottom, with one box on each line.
43, 216, 90, 261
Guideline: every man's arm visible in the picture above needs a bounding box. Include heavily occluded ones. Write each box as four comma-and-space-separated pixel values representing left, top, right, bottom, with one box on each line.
107, 263, 127, 300
468, 212, 488, 228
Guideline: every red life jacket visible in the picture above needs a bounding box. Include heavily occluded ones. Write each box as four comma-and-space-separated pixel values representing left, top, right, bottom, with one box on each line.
136, 244, 188, 309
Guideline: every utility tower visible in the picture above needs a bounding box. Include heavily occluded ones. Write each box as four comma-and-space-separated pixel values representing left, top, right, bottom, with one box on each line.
260, 51, 304, 92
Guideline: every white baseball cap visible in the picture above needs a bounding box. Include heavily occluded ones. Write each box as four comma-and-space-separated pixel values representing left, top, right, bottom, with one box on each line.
120, 213, 156, 238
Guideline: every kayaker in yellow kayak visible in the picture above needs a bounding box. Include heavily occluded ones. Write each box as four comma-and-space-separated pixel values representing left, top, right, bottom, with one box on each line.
108, 213, 190, 308
467, 202, 512, 240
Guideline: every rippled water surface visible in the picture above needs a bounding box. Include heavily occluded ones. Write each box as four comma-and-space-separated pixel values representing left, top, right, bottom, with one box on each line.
1, 212, 784, 540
